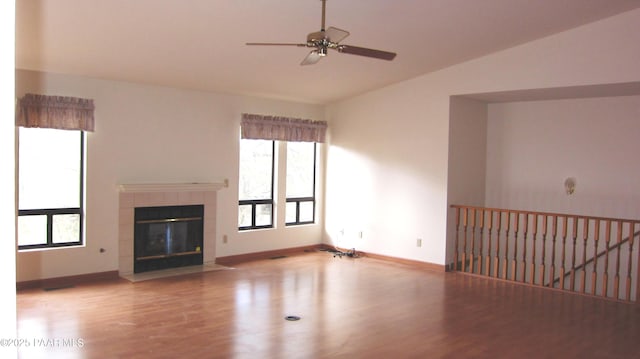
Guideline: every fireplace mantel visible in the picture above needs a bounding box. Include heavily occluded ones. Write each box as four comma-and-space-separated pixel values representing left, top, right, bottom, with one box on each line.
118, 181, 227, 193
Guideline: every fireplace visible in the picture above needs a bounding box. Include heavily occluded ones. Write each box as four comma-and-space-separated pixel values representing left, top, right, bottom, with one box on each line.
134, 205, 204, 273
118, 182, 225, 277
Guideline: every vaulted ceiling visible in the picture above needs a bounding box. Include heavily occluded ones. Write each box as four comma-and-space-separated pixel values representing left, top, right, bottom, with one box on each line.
16, 0, 640, 104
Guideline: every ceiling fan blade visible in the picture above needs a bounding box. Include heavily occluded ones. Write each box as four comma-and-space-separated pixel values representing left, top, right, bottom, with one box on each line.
301, 50, 322, 66
325, 26, 349, 43
246, 42, 307, 47
337, 45, 396, 61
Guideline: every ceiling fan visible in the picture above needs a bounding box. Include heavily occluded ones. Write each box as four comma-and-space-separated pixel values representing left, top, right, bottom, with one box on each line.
246, 0, 396, 65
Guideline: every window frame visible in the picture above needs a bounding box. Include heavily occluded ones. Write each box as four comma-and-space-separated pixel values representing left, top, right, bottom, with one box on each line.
238, 140, 275, 230
17, 130, 85, 250
285, 142, 317, 226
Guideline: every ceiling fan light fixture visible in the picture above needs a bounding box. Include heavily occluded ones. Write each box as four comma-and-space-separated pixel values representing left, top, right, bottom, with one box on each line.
301, 50, 322, 66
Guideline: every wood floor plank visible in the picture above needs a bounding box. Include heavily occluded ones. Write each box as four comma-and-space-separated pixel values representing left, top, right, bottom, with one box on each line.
16, 251, 640, 358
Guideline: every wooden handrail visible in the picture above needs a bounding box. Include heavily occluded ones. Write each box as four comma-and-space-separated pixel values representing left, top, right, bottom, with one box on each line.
450, 204, 640, 223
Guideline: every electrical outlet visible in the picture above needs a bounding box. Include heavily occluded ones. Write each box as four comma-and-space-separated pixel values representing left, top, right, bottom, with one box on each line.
223, 235, 228, 244
416, 238, 422, 247
358, 231, 363, 239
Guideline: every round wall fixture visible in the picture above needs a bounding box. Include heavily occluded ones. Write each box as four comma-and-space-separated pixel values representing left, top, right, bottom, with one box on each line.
285, 315, 301, 321
564, 177, 576, 195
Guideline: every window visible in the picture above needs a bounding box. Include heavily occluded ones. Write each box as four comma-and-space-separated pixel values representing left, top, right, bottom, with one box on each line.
18, 127, 84, 249
238, 139, 274, 230
286, 142, 316, 225
239, 113, 326, 230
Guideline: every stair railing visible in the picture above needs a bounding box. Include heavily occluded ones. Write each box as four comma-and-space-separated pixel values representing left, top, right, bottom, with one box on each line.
451, 205, 639, 303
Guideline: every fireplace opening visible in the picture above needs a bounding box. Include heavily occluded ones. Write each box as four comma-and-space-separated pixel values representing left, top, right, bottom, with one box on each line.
134, 205, 204, 273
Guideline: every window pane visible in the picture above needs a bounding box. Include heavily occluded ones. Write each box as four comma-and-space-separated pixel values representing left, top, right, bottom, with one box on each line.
255, 204, 272, 227
299, 201, 314, 222
238, 205, 252, 227
19, 127, 81, 210
18, 215, 47, 246
285, 202, 297, 224
52, 214, 80, 244
286, 142, 315, 198
239, 139, 273, 200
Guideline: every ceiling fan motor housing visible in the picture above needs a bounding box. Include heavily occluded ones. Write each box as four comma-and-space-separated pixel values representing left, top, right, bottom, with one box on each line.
307, 31, 331, 55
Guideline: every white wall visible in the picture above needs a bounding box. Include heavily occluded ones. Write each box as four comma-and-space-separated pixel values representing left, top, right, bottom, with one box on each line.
485, 95, 640, 219
325, 8, 640, 265
448, 97, 488, 207
16, 70, 325, 282
1, 0, 16, 353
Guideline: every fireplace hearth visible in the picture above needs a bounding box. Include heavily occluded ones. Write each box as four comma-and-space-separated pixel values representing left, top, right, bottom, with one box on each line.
134, 205, 204, 273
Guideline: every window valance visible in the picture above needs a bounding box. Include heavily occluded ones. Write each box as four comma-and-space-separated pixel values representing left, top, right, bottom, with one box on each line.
16, 93, 95, 132
241, 113, 327, 143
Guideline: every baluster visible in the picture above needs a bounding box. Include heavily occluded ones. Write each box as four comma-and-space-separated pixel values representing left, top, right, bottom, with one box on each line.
602, 220, 611, 298
559, 216, 568, 290
549, 215, 558, 287
625, 222, 635, 302
454, 207, 460, 271
485, 210, 493, 277
570, 216, 578, 291
521, 213, 528, 282
461, 208, 468, 272
469, 208, 476, 274
503, 211, 511, 280
580, 218, 589, 294
512, 212, 519, 281
591, 220, 600, 296
530, 214, 538, 285
635, 222, 640, 303
478, 210, 485, 275
614, 221, 623, 299
494, 211, 502, 278
540, 215, 548, 286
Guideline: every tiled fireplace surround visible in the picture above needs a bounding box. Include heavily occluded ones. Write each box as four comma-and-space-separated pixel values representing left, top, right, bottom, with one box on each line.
118, 183, 225, 276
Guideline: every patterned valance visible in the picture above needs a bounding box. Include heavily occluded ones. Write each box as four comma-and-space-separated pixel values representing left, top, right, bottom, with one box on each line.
16, 93, 95, 132
241, 113, 327, 143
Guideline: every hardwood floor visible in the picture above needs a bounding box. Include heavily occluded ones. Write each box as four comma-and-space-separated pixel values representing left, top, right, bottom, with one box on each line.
17, 251, 640, 358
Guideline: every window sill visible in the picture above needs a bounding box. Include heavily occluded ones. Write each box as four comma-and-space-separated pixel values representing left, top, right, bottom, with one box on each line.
238, 226, 274, 232
285, 222, 317, 227
18, 244, 85, 253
